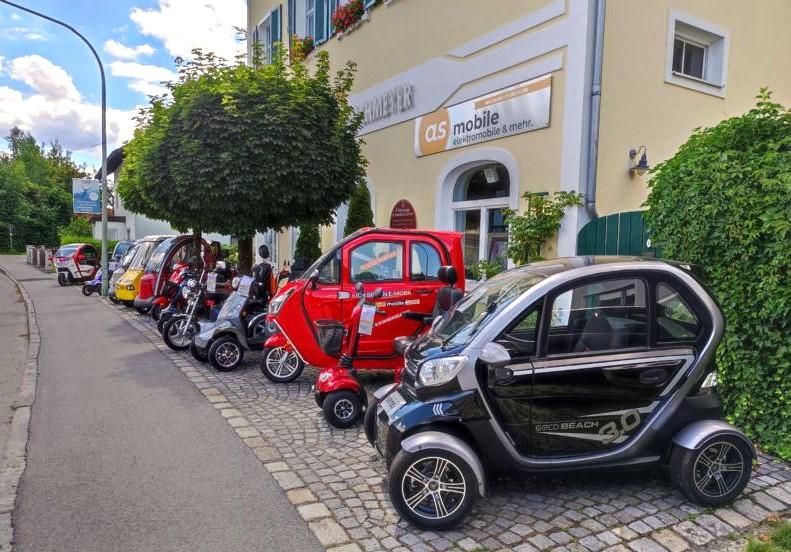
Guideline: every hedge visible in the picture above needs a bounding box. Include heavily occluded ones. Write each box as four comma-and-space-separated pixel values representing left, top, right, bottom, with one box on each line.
59, 235, 118, 259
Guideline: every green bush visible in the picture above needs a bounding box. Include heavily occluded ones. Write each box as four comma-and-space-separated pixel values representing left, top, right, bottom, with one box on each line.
58, 216, 92, 238
343, 183, 374, 237
59, 235, 118, 260
644, 90, 791, 460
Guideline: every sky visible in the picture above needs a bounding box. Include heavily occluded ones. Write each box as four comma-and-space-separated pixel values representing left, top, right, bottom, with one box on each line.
0, 0, 246, 171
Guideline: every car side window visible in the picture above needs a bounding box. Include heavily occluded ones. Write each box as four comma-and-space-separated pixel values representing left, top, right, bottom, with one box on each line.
82, 247, 97, 260
350, 241, 403, 282
318, 249, 341, 284
410, 242, 442, 281
656, 282, 701, 342
546, 278, 648, 355
497, 304, 541, 359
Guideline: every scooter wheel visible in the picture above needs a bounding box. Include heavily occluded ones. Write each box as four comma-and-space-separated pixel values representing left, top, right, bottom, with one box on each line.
151, 303, 162, 321
163, 318, 198, 351
81, 285, 94, 297
109, 296, 120, 304
363, 395, 379, 446
669, 435, 752, 507
135, 305, 150, 315
190, 341, 208, 363
208, 336, 244, 372
57, 272, 68, 287
261, 347, 304, 383
388, 447, 478, 530
323, 391, 362, 429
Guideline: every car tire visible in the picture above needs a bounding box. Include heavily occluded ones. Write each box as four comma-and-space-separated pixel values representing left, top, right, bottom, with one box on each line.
82, 285, 94, 296
322, 390, 362, 429
190, 340, 209, 363
135, 305, 150, 315
109, 296, 120, 304
163, 317, 198, 351
151, 303, 162, 321
57, 272, 68, 287
388, 447, 478, 530
670, 435, 753, 507
208, 336, 244, 372
261, 347, 304, 383
363, 395, 379, 446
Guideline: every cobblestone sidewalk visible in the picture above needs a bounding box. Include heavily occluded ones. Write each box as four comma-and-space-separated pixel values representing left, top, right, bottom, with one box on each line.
109, 300, 791, 552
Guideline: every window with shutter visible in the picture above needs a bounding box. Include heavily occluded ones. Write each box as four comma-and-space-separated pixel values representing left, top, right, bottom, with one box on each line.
271, 5, 282, 60
306, 0, 315, 39
315, 0, 327, 43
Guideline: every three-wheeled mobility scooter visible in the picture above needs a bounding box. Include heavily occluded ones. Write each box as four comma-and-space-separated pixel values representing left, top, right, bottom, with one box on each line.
370, 257, 754, 529
53, 243, 99, 286
115, 235, 172, 307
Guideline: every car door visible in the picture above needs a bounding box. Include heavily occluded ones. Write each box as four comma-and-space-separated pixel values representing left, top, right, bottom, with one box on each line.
302, 247, 345, 323
529, 275, 695, 457
77, 245, 98, 277
407, 239, 447, 315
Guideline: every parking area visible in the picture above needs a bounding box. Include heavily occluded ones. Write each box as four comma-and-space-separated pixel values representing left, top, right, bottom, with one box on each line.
108, 298, 791, 552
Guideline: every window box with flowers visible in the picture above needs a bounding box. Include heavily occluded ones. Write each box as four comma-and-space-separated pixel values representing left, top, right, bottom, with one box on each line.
290, 34, 315, 62
333, 0, 368, 37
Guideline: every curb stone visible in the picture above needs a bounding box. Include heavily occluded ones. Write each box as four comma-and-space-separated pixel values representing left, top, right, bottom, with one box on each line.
0, 265, 42, 552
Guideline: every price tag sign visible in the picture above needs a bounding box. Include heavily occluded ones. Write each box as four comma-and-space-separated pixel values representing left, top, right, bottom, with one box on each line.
237, 275, 254, 298
206, 272, 218, 293
359, 304, 376, 336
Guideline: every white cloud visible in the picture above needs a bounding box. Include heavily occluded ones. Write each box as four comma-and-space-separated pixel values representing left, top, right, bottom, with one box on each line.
4, 26, 48, 41
10, 13, 22, 21
0, 56, 138, 162
104, 39, 155, 61
110, 61, 175, 99
127, 79, 169, 98
9, 55, 80, 101
130, 0, 246, 61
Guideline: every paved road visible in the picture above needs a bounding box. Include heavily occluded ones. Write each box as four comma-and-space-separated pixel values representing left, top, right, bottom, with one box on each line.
0, 268, 27, 452
0, 256, 321, 552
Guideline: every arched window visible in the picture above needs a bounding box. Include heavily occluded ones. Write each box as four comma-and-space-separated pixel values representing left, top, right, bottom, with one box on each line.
452, 163, 510, 276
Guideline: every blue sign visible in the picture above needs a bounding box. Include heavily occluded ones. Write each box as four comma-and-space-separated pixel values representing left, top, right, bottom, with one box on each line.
72, 178, 101, 214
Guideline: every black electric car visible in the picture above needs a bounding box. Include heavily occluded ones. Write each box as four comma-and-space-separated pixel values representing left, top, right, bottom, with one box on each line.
369, 257, 754, 529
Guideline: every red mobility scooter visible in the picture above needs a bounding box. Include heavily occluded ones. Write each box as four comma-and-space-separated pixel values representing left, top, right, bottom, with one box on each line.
263, 228, 465, 383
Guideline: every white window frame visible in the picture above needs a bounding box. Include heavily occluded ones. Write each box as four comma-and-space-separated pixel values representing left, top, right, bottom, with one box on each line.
305, 0, 315, 39
254, 13, 273, 64
672, 36, 707, 81
665, 9, 729, 98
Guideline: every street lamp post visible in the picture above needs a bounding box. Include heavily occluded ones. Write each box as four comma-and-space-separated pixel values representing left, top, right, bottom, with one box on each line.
0, 0, 109, 295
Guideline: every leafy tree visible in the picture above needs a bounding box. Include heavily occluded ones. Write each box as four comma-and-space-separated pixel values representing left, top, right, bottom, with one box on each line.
59, 216, 93, 238
294, 224, 321, 264
505, 191, 583, 265
343, 182, 374, 236
118, 48, 366, 273
644, 90, 791, 460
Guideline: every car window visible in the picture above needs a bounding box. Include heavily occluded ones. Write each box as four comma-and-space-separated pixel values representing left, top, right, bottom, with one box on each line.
547, 278, 648, 355
410, 242, 442, 281
82, 247, 97, 260
56, 246, 77, 257
497, 304, 541, 359
656, 282, 701, 342
318, 249, 341, 285
350, 241, 403, 282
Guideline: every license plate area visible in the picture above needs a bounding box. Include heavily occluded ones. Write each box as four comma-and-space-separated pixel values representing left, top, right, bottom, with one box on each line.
381, 390, 406, 419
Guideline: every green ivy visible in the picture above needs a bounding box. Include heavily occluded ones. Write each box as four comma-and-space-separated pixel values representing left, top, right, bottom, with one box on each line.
644, 90, 791, 460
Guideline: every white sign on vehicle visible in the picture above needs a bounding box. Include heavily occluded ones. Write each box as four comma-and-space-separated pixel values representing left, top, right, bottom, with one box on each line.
381, 390, 406, 418
206, 272, 218, 293
237, 275, 254, 298
359, 304, 376, 336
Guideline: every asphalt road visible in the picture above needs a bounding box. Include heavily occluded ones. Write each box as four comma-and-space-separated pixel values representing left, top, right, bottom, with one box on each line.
0, 256, 321, 552
0, 268, 26, 452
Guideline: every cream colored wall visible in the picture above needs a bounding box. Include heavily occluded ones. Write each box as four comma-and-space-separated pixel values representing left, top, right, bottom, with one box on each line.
596, 0, 791, 216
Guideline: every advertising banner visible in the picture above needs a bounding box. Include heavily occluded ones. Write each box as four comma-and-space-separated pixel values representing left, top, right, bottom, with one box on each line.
414, 74, 551, 157
72, 178, 102, 214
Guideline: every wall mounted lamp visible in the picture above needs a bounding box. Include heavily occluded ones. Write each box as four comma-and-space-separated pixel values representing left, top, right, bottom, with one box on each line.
629, 146, 650, 176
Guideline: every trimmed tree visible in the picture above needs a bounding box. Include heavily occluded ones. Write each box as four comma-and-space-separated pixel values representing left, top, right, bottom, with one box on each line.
118, 49, 366, 273
294, 224, 321, 264
644, 90, 791, 460
343, 182, 374, 236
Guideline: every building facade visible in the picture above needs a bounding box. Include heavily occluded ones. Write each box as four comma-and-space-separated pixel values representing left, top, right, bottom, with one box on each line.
247, 0, 791, 273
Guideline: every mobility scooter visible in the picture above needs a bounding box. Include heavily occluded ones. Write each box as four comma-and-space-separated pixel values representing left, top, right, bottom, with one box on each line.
115, 235, 173, 307
81, 268, 105, 296
108, 241, 141, 303
53, 243, 99, 286
369, 257, 754, 529
264, 228, 465, 383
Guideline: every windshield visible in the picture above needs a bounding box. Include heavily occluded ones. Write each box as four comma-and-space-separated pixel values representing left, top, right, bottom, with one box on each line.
145, 238, 176, 271
113, 241, 133, 260
434, 268, 545, 348
129, 241, 157, 270
55, 246, 78, 257
121, 245, 139, 268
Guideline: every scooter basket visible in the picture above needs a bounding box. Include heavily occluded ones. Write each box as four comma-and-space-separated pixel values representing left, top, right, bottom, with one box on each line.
315, 320, 345, 356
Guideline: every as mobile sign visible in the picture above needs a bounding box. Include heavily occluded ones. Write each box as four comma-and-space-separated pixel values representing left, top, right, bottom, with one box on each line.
414, 74, 551, 157
72, 178, 102, 214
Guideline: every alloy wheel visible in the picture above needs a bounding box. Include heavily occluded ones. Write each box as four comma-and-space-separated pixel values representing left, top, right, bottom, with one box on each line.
168, 320, 193, 348
215, 342, 240, 368
266, 348, 299, 378
333, 398, 355, 421
400, 456, 467, 520
693, 441, 745, 498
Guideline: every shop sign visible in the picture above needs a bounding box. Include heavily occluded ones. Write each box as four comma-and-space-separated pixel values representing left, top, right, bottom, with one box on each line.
72, 178, 101, 214
361, 83, 415, 127
414, 74, 551, 157
389, 199, 417, 229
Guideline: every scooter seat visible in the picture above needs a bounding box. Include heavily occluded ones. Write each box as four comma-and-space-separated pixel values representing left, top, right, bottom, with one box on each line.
394, 336, 415, 356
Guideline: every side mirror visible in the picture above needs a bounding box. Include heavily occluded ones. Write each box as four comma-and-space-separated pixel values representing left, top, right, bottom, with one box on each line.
478, 342, 511, 370
309, 269, 320, 289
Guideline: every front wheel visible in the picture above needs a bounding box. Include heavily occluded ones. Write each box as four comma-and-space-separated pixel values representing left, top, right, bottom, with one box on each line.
388, 447, 478, 530
82, 285, 94, 296
109, 295, 120, 304
208, 336, 244, 372
261, 347, 304, 383
670, 435, 752, 507
135, 305, 150, 315
363, 395, 379, 446
322, 390, 362, 429
163, 318, 198, 351
57, 272, 68, 286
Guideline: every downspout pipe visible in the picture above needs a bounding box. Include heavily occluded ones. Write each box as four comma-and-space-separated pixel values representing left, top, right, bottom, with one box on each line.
585, 0, 606, 220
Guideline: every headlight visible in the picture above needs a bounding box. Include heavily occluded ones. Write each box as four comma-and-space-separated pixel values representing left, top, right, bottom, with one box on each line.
418, 356, 467, 387
269, 289, 294, 315
186, 279, 197, 289
701, 371, 717, 389
181, 286, 191, 299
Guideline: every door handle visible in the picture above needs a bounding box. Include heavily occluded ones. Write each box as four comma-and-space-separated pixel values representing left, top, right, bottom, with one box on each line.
638, 367, 670, 387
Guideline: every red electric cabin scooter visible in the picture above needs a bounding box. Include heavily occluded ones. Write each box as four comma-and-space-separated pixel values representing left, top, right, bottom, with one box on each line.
315, 282, 385, 428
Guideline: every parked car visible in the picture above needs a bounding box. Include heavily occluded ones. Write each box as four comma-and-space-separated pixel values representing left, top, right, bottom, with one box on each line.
53, 243, 98, 286
369, 256, 754, 529
108, 240, 135, 274
108, 241, 141, 303
115, 235, 173, 307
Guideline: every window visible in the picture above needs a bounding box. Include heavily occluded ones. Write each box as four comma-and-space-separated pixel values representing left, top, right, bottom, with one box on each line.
497, 305, 541, 358
410, 242, 442, 281
656, 282, 701, 342
318, 249, 341, 284
306, 0, 315, 39
547, 278, 648, 355
665, 10, 729, 97
254, 6, 282, 65
350, 241, 403, 282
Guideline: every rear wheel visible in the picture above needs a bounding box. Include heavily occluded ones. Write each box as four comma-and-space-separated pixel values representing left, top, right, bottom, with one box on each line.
208, 336, 244, 372
261, 346, 304, 383
670, 435, 752, 507
57, 272, 68, 286
135, 305, 150, 315
190, 340, 208, 363
151, 303, 162, 321
81, 285, 94, 296
108, 295, 120, 304
388, 447, 478, 530
163, 318, 198, 351
323, 391, 362, 429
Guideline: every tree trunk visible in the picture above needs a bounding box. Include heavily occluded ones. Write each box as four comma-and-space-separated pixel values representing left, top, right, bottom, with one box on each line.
238, 236, 254, 275
193, 229, 203, 269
